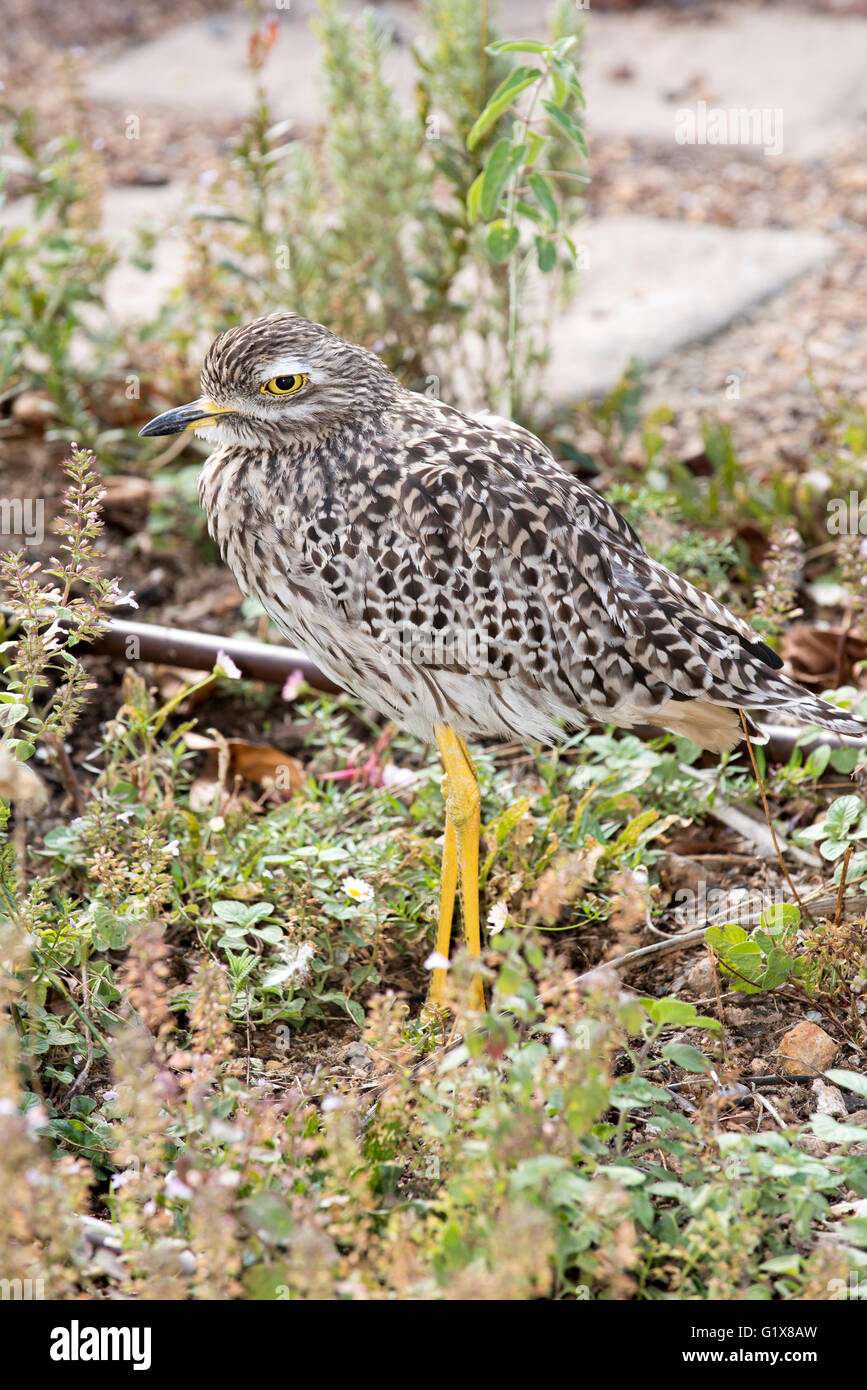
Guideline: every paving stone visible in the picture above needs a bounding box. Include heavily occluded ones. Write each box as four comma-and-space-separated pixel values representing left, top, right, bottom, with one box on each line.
85, 3, 867, 159
578, 7, 867, 161
545, 215, 834, 402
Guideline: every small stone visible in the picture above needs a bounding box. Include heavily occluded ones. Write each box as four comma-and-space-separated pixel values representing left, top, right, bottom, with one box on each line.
811, 1079, 848, 1117
685, 957, 715, 995
11, 390, 56, 425
777, 1020, 838, 1075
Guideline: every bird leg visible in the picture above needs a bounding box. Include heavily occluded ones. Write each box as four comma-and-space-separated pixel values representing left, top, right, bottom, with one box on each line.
426, 725, 485, 1013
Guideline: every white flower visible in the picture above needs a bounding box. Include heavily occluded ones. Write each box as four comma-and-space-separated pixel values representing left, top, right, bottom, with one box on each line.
164, 1171, 194, 1201
550, 1026, 568, 1054
424, 951, 450, 972
382, 762, 415, 789
279, 941, 315, 984
114, 589, 139, 610
344, 876, 374, 903
165, 839, 180, 857
209, 816, 226, 833
487, 901, 508, 935
215, 650, 242, 679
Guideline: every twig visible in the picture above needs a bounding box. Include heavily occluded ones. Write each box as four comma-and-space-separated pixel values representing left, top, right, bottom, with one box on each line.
575, 891, 867, 978
739, 711, 819, 929
754, 1090, 786, 1129
42, 731, 85, 816
835, 846, 853, 928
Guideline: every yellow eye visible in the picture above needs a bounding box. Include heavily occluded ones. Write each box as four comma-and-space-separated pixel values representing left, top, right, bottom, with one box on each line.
260, 373, 307, 396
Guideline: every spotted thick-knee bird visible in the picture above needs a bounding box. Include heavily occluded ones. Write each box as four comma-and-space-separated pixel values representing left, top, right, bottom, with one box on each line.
141, 312, 867, 1010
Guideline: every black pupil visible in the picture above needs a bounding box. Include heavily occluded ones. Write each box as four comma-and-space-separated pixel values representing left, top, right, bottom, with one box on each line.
274, 376, 297, 391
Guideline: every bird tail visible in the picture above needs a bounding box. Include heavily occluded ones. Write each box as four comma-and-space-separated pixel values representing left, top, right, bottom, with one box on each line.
656, 679, 867, 756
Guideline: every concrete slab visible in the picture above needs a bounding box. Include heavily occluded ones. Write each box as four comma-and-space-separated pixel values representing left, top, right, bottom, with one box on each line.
0, 185, 834, 395
0, 184, 190, 324
545, 215, 835, 402
85, 0, 413, 129
578, 8, 867, 161
85, 3, 867, 158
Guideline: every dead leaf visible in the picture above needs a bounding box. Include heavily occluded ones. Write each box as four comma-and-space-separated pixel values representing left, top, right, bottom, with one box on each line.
154, 666, 215, 708
183, 731, 306, 806
0, 750, 48, 813
782, 624, 867, 689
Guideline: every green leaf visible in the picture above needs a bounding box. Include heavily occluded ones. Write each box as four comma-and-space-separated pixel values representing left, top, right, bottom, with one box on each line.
804, 744, 831, 778
811, 1112, 867, 1144
514, 200, 544, 225
467, 67, 542, 150
825, 795, 863, 836
759, 903, 800, 934
479, 138, 526, 221
706, 923, 748, 948
641, 997, 715, 1027
466, 169, 484, 224
541, 100, 588, 156
241, 1194, 293, 1245
830, 747, 859, 774
486, 39, 548, 55
0, 703, 29, 728
824, 1069, 867, 1099
534, 235, 557, 272
821, 837, 854, 861
528, 171, 559, 227
662, 1043, 712, 1073
485, 220, 520, 263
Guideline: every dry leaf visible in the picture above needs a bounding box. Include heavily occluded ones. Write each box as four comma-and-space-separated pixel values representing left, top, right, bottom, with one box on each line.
782, 624, 867, 689
183, 731, 306, 805
0, 750, 48, 813
154, 667, 215, 707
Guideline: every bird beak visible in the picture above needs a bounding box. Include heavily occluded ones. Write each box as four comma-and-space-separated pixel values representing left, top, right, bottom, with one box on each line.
138, 398, 235, 437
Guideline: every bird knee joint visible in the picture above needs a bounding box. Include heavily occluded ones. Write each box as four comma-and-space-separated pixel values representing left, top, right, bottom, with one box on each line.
445, 779, 480, 828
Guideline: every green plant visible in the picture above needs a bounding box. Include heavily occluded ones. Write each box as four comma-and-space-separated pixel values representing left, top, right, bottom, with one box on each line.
465, 31, 586, 414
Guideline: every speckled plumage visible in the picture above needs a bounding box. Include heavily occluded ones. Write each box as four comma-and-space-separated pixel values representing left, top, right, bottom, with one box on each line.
189, 311, 865, 752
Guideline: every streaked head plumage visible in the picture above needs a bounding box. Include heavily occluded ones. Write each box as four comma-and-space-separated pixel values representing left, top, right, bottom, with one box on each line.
140, 311, 398, 446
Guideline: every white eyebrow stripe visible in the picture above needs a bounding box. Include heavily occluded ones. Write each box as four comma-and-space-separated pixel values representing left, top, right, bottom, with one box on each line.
260, 355, 311, 380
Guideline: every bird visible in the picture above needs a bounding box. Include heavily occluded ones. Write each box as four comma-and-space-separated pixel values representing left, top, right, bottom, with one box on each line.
140, 311, 867, 1013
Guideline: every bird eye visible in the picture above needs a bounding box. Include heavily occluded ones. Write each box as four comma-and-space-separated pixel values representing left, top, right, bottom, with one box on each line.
260, 374, 307, 396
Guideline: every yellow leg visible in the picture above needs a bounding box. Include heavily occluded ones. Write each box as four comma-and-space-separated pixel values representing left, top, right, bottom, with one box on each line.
428, 725, 485, 1012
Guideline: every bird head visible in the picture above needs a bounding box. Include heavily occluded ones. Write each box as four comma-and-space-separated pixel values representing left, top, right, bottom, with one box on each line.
139, 312, 398, 447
